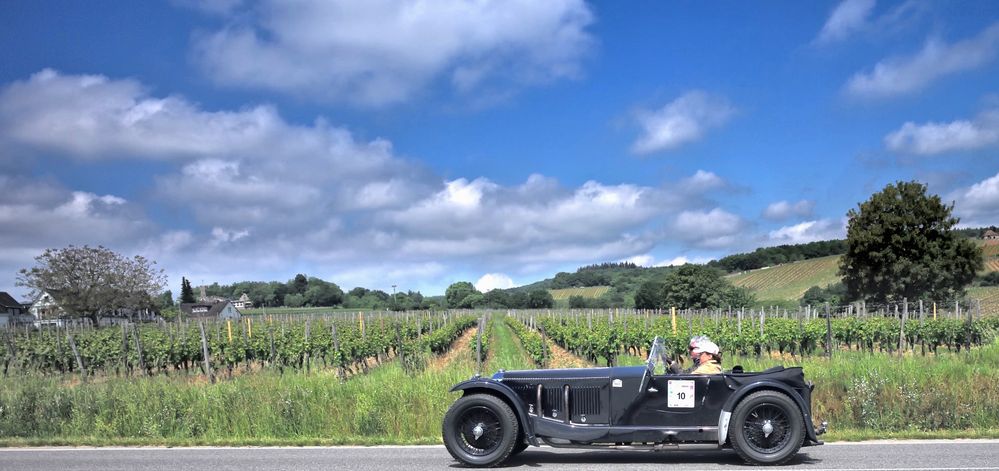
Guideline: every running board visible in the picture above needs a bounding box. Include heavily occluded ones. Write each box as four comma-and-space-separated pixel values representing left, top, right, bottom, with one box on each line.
541, 438, 721, 451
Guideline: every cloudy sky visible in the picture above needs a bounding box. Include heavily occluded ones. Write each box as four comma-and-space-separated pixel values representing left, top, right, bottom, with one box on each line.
2, 0, 999, 299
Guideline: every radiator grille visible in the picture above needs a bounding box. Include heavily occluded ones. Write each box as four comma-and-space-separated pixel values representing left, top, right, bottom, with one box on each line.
571, 386, 601, 416
543, 387, 561, 417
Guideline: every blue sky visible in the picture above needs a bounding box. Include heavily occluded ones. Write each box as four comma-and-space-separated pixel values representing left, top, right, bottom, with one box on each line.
2, 0, 999, 299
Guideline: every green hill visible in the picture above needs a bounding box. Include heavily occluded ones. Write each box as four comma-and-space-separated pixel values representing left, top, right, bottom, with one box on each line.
727, 255, 842, 304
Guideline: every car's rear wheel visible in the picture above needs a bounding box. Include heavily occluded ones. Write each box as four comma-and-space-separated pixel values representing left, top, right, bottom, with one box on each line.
730, 390, 804, 466
443, 394, 519, 467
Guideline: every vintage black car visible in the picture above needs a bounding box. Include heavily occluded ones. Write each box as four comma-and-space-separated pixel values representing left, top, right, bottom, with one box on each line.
443, 337, 826, 467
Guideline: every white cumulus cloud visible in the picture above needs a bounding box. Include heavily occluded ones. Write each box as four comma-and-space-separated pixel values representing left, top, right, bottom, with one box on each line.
767, 219, 845, 245
845, 22, 999, 99
763, 200, 815, 221
816, 0, 876, 44
950, 172, 999, 226
631, 91, 735, 155
475, 273, 515, 292
885, 106, 999, 155
190, 0, 595, 106
673, 208, 745, 249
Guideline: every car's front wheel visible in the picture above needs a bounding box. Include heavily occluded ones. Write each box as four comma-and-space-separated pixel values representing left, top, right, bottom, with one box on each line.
730, 390, 805, 466
443, 394, 519, 467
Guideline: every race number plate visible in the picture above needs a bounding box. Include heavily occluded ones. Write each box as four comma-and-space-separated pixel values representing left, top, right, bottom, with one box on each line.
667, 380, 695, 408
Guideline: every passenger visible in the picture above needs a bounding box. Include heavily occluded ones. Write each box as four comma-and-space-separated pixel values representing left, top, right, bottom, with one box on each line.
666, 335, 711, 374
690, 338, 722, 375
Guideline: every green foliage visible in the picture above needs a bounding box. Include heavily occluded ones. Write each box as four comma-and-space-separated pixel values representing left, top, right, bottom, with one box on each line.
568, 295, 587, 308
660, 265, 755, 309
0, 313, 482, 377
468, 316, 492, 359
800, 283, 848, 307
445, 282, 477, 309
180, 277, 196, 304
978, 272, 999, 287
634, 280, 664, 309
840, 181, 982, 303
503, 317, 547, 367
527, 289, 555, 308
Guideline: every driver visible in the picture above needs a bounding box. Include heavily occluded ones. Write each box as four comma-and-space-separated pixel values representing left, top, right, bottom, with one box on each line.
689, 338, 722, 375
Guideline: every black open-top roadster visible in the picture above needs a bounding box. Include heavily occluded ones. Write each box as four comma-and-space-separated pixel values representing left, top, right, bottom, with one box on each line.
443, 337, 826, 467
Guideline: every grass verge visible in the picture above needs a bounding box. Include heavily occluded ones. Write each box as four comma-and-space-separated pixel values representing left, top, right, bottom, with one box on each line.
2, 324, 997, 446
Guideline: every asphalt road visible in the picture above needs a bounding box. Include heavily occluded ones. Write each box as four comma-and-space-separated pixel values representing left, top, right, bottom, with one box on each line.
1, 440, 998, 471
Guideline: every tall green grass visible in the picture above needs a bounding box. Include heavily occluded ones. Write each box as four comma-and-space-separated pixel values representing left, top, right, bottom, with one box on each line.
1, 332, 997, 445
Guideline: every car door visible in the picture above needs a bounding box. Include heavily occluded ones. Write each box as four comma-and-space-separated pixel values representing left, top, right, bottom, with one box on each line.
621, 373, 725, 427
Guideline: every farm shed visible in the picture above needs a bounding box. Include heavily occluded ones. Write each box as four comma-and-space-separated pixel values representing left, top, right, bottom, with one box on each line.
985, 229, 999, 241
180, 300, 242, 320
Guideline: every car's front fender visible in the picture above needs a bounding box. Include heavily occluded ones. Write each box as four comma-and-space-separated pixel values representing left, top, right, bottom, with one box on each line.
718, 380, 821, 446
450, 379, 538, 446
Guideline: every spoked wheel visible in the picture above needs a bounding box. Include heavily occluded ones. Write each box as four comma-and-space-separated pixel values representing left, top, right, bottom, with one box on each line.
730, 390, 804, 465
443, 394, 519, 467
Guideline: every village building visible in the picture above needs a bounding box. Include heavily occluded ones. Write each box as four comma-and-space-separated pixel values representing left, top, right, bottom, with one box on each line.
180, 300, 242, 320
233, 293, 254, 310
0, 292, 31, 329
984, 229, 999, 240
29, 291, 66, 321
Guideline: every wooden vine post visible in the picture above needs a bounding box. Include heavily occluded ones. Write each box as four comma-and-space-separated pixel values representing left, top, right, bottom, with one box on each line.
67, 333, 87, 379
331, 322, 344, 382
476, 316, 483, 375
132, 324, 147, 376
198, 321, 215, 384
824, 303, 832, 358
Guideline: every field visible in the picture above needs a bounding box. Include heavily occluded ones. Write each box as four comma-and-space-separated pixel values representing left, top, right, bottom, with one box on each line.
548, 285, 610, 300
727, 255, 842, 302
727, 249, 999, 311
2, 310, 999, 446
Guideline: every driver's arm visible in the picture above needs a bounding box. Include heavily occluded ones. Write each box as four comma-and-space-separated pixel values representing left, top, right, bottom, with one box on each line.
667, 359, 683, 374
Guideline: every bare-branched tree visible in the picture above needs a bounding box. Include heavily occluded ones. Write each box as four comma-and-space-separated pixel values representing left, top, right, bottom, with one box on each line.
17, 245, 167, 325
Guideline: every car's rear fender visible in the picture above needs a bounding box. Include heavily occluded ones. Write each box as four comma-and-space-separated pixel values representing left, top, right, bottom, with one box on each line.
450, 379, 539, 446
718, 380, 821, 446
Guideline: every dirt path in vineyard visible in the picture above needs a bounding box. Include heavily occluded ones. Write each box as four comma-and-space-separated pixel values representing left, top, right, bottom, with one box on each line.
428, 326, 478, 371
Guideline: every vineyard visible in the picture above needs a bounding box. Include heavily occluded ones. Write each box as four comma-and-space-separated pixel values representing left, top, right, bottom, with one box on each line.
727, 255, 841, 301
507, 305, 999, 367
1, 307, 999, 445
548, 286, 610, 300
0, 312, 476, 379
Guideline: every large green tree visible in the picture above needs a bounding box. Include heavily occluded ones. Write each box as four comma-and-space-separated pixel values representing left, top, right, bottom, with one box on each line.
445, 281, 477, 308
527, 289, 555, 308
634, 280, 665, 309
18, 245, 167, 325
180, 277, 196, 303
659, 265, 754, 309
839, 181, 982, 303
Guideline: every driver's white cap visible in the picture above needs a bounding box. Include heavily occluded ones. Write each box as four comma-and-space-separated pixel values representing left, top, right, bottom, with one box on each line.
691, 339, 719, 355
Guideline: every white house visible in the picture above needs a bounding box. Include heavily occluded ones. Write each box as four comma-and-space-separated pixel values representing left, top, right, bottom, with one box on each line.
180, 300, 242, 320
29, 291, 66, 321
233, 293, 254, 310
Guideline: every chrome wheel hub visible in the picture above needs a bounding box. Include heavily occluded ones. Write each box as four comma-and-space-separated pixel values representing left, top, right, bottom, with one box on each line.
762, 420, 774, 438
472, 423, 485, 440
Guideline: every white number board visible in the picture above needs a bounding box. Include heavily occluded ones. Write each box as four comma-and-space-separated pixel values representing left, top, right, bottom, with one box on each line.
667, 380, 695, 408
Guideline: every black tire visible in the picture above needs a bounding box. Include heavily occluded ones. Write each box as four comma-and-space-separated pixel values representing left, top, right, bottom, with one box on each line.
443, 394, 520, 467
730, 390, 805, 466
